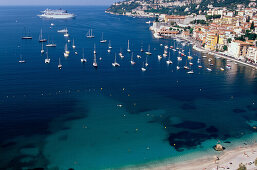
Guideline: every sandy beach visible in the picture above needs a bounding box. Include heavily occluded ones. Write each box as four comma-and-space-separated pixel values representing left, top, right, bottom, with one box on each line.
125, 144, 257, 170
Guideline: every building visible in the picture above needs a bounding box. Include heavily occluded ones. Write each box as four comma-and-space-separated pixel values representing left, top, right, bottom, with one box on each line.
246, 46, 257, 63
228, 40, 252, 60
205, 32, 218, 50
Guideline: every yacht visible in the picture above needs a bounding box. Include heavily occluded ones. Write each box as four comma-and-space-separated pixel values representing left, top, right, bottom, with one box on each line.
207, 68, 212, 71
64, 32, 69, 37
107, 49, 111, 53
127, 40, 131, 53
198, 65, 203, 68
57, 28, 68, 33
100, 32, 107, 43
86, 29, 94, 38
45, 51, 50, 64
158, 55, 162, 60
39, 29, 47, 42
58, 58, 62, 69
187, 70, 194, 74
176, 66, 180, 70
145, 45, 152, 55
137, 55, 141, 59
81, 48, 87, 63
46, 43, 56, 47
220, 67, 224, 71
72, 39, 76, 49
38, 9, 75, 19
226, 64, 231, 69
202, 55, 207, 58
130, 52, 135, 65
112, 54, 120, 67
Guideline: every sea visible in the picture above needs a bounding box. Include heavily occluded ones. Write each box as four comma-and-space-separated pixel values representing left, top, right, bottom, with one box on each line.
0, 6, 257, 170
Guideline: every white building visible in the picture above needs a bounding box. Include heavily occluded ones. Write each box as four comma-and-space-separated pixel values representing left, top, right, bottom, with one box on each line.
246, 46, 257, 63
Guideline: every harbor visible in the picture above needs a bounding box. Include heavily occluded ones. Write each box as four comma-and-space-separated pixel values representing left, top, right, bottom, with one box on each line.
0, 6, 257, 170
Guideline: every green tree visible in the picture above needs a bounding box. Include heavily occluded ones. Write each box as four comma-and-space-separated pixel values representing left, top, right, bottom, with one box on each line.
237, 163, 247, 170
251, 21, 255, 30
227, 38, 232, 43
223, 45, 228, 51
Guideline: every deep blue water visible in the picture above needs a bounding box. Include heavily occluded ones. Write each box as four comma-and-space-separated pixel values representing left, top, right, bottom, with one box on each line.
0, 6, 257, 169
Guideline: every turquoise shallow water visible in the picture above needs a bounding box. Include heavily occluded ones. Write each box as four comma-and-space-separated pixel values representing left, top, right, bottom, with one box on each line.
0, 6, 257, 170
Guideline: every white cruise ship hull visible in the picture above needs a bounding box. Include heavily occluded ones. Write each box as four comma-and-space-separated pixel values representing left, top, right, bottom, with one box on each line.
38, 14, 75, 19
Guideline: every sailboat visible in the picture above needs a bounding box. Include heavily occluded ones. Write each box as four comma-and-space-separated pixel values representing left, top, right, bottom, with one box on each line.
72, 39, 76, 49
166, 52, 172, 64
92, 44, 96, 54
64, 43, 69, 57
100, 32, 107, 43
140, 46, 144, 52
130, 52, 135, 65
46, 37, 56, 47
41, 43, 44, 54
108, 40, 112, 49
145, 56, 149, 67
119, 48, 124, 58
58, 58, 62, 69
39, 29, 47, 42
112, 53, 120, 67
45, 51, 50, 64
127, 40, 131, 53
187, 61, 194, 74
22, 28, 32, 39
86, 29, 94, 38
18, 55, 25, 63
107, 41, 111, 53
145, 44, 152, 55
141, 62, 146, 72
81, 48, 87, 63
93, 54, 98, 68
188, 50, 193, 59
198, 59, 202, 68
184, 60, 189, 70
158, 55, 162, 60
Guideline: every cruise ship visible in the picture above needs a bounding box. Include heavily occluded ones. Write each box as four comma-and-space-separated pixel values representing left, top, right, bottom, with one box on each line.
38, 9, 75, 19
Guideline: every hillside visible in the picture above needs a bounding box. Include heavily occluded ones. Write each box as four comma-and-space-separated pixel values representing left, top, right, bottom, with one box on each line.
106, 0, 254, 15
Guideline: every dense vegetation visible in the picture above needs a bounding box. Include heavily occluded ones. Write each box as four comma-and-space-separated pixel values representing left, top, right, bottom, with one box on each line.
107, 2, 140, 14
107, 0, 253, 15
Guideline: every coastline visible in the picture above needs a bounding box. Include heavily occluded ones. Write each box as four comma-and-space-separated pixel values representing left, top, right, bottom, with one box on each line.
124, 143, 257, 170
173, 35, 257, 70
